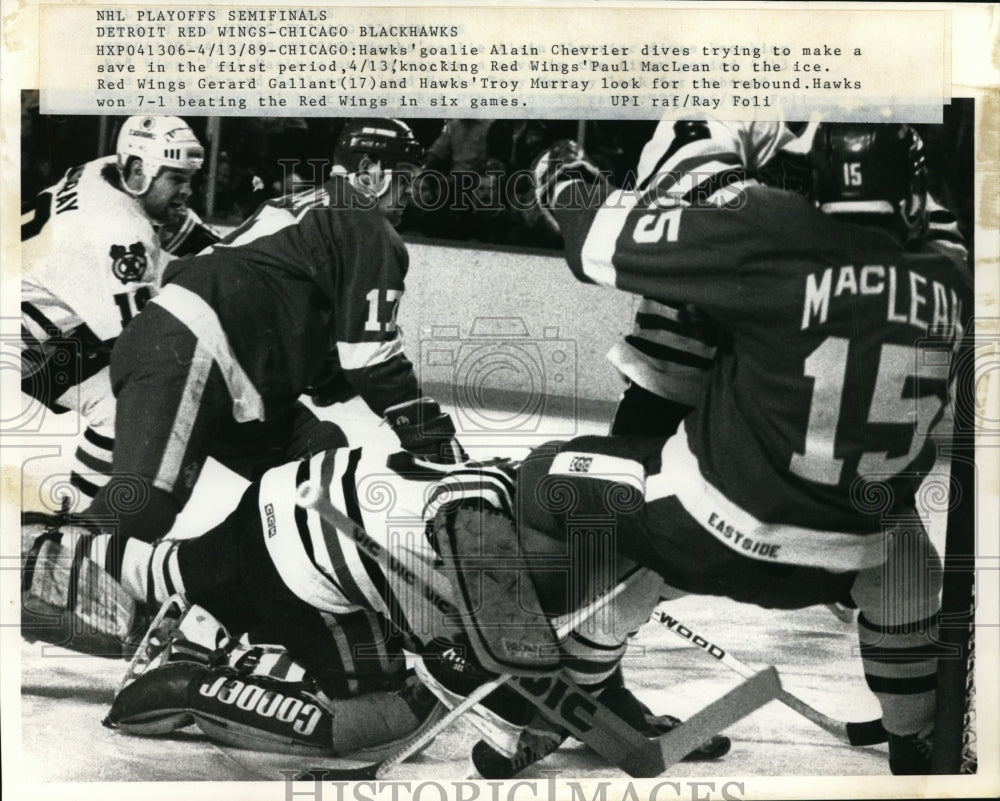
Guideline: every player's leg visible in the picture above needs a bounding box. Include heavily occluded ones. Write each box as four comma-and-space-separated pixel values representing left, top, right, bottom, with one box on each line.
86, 303, 232, 548
107, 478, 442, 757
609, 381, 693, 438
48, 368, 118, 511
517, 435, 858, 609
850, 519, 942, 775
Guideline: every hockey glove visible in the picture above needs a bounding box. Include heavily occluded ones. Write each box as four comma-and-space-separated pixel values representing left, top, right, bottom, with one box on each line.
530, 139, 604, 233
385, 398, 467, 465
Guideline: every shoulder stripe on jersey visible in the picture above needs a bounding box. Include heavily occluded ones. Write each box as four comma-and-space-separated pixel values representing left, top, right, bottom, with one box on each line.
625, 335, 715, 369
208, 201, 313, 253
580, 189, 640, 287
312, 451, 370, 608
634, 312, 717, 351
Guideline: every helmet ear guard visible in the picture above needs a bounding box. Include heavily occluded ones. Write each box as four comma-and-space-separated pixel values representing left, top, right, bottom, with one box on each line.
116, 115, 205, 196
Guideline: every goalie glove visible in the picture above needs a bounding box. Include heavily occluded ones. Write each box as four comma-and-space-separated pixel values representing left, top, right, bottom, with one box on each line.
385, 397, 467, 465
530, 139, 605, 234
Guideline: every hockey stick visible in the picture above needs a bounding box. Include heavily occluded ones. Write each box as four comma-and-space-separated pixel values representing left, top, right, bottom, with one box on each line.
297, 482, 782, 777
506, 666, 780, 778
297, 673, 511, 781
651, 608, 887, 746
311, 572, 647, 781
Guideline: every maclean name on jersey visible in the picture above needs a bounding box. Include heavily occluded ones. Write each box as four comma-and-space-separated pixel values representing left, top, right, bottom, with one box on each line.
801, 264, 963, 333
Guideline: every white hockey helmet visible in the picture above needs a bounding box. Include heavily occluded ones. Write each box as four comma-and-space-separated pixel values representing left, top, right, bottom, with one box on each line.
116, 115, 205, 195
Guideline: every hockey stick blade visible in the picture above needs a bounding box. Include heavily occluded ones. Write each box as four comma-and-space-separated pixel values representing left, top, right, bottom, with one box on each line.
508, 667, 781, 778
508, 672, 663, 777
652, 609, 887, 746
652, 667, 781, 774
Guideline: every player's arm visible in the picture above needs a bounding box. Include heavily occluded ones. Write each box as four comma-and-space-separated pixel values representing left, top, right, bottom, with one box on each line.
333, 220, 465, 463
160, 208, 222, 257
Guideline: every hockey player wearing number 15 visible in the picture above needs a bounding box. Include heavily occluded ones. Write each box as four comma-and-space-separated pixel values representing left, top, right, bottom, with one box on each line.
79, 118, 465, 601
528, 122, 972, 775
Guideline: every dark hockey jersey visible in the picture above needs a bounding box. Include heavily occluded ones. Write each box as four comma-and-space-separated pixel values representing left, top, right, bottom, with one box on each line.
162, 178, 420, 419
552, 182, 971, 543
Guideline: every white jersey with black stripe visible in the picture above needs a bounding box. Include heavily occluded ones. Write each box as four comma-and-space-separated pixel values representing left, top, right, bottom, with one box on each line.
257, 445, 516, 643
608, 120, 797, 404
21, 157, 166, 345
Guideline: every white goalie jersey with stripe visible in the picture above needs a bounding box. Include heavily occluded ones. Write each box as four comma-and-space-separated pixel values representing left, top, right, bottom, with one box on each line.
253, 444, 663, 683
258, 445, 516, 641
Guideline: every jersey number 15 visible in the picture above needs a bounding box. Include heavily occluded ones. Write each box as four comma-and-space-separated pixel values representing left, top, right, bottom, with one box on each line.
790, 335, 952, 486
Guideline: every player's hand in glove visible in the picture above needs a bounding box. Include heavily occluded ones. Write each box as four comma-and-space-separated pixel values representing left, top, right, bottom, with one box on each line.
385, 398, 467, 465
530, 139, 605, 233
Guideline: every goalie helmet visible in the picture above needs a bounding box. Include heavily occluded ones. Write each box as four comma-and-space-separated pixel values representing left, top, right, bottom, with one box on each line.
332, 118, 424, 199
809, 122, 927, 242
116, 115, 205, 196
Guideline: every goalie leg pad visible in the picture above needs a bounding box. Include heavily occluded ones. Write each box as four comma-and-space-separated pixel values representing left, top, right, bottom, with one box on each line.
22, 519, 144, 658
190, 668, 334, 756
329, 675, 445, 761
432, 501, 561, 675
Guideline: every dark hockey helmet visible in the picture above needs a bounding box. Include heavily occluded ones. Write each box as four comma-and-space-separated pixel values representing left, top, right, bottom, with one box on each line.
332, 118, 424, 198
809, 122, 928, 242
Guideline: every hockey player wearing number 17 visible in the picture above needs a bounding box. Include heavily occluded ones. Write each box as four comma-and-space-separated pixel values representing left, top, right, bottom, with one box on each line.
525, 122, 972, 775
23, 119, 465, 648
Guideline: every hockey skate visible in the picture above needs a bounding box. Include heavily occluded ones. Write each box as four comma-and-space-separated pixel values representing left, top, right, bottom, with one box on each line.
118, 595, 226, 692
887, 725, 934, 775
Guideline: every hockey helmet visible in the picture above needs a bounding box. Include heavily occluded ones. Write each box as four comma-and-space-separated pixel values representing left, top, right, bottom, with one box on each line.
809, 122, 927, 241
116, 115, 205, 195
332, 118, 424, 198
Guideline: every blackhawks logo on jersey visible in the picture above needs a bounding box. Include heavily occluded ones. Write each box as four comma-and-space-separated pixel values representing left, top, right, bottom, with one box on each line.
110, 242, 148, 284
